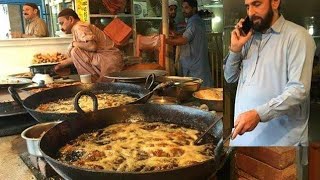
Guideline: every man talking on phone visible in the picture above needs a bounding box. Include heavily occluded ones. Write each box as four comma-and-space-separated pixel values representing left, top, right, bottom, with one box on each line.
224, 0, 315, 146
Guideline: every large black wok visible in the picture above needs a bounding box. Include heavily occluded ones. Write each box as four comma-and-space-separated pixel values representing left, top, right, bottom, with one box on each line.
8, 83, 153, 123
39, 104, 226, 180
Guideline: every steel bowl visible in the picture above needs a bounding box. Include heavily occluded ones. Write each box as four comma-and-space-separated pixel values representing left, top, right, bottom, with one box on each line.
156, 76, 203, 102
28, 63, 58, 76
21, 121, 61, 157
193, 88, 223, 112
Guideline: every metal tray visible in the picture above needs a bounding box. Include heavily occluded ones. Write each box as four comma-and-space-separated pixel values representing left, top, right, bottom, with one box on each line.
0, 77, 33, 89
28, 62, 59, 67
0, 89, 31, 117
105, 70, 167, 83
0, 101, 27, 117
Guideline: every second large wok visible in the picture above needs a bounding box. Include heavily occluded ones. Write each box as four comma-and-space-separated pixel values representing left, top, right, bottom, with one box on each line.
39, 104, 224, 180
9, 83, 152, 122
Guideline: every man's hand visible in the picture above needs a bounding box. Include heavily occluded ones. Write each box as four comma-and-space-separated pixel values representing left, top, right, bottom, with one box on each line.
168, 31, 180, 38
54, 58, 73, 75
54, 63, 65, 73
229, 19, 253, 53
166, 36, 188, 46
11, 32, 22, 38
231, 110, 261, 140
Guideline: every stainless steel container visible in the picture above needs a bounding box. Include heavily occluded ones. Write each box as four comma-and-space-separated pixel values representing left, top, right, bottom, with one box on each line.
156, 76, 203, 102
193, 88, 223, 112
21, 121, 61, 157
28, 63, 58, 76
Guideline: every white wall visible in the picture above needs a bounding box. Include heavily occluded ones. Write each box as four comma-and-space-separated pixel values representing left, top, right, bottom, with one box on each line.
0, 37, 71, 75
0, 4, 10, 39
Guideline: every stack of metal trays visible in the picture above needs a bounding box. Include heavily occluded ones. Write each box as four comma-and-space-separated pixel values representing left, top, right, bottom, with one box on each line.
0, 88, 31, 117
0, 88, 36, 137
105, 70, 167, 84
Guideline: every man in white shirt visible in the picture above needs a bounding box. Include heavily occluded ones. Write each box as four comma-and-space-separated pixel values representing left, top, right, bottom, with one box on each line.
11, 3, 48, 38
224, 0, 315, 146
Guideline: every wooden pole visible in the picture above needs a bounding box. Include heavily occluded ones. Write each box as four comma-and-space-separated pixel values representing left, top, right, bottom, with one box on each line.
162, 0, 170, 74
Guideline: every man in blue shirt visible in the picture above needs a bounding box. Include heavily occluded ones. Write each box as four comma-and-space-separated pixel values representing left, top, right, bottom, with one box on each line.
166, 0, 213, 87
224, 0, 315, 146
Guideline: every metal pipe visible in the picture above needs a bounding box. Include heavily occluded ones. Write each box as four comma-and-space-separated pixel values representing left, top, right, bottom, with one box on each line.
162, 0, 170, 74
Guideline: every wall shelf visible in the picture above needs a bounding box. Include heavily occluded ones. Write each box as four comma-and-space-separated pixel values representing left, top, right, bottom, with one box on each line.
90, 14, 135, 18
87, 0, 136, 56
136, 17, 162, 20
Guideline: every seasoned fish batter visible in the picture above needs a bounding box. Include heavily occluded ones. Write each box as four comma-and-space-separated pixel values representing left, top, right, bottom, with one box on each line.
36, 93, 137, 113
57, 122, 214, 172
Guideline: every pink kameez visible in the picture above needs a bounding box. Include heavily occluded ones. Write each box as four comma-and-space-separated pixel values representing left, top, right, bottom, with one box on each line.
70, 21, 123, 82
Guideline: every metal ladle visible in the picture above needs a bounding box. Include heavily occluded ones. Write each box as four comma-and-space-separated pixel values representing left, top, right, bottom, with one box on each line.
194, 114, 223, 145
132, 81, 175, 104
172, 78, 199, 86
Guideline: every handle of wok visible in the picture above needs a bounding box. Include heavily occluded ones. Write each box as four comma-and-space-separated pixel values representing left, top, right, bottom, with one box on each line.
194, 114, 223, 145
208, 134, 234, 180
155, 81, 175, 90
214, 130, 233, 169
144, 80, 175, 101
8, 86, 24, 107
73, 90, 98, 114
144, 73, 155, 90
132, 81, 175, 104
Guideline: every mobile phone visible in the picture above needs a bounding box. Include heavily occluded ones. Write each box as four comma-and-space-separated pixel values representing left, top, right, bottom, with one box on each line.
241, 16, 252, 35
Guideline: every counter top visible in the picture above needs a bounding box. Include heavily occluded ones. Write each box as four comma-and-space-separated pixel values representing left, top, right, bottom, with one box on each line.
0, 135, 35, 179
0, 37, 70, 76
0, 37, 72, 47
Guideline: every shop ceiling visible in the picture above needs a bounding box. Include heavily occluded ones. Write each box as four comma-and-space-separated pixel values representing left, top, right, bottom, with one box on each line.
0, 0, 42, 5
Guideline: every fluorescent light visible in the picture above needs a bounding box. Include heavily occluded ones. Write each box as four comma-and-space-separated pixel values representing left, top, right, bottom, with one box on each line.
203, 4, 223, 8
308, 26, 314, 35
212, 16, 221, 23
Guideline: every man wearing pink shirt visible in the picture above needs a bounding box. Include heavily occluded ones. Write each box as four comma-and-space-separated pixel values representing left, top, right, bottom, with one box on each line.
54, 9, 123, 82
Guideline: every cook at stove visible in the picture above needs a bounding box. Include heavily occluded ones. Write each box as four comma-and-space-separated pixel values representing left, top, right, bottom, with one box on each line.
54, 8, 124, 82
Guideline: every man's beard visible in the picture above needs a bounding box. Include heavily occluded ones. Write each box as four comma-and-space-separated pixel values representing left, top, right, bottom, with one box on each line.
169, 14, 176, 19
183, 12, 192, 18
252, 6, 274, 32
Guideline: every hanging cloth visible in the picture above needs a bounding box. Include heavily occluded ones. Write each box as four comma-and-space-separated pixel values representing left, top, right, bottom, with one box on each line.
103, 18, 132, 46
102, 0, 127, 15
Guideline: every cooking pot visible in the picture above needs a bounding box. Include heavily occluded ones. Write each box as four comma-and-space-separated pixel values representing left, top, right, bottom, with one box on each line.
193, 88, 223, 112
8, 82, 153, 122
21, 121, 61, 157
156, 76, 203, 102
39, 104, 230, 180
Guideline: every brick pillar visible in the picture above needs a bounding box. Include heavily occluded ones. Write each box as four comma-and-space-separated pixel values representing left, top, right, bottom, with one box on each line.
309, 142, 320, 180
234, 147, 297, 179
